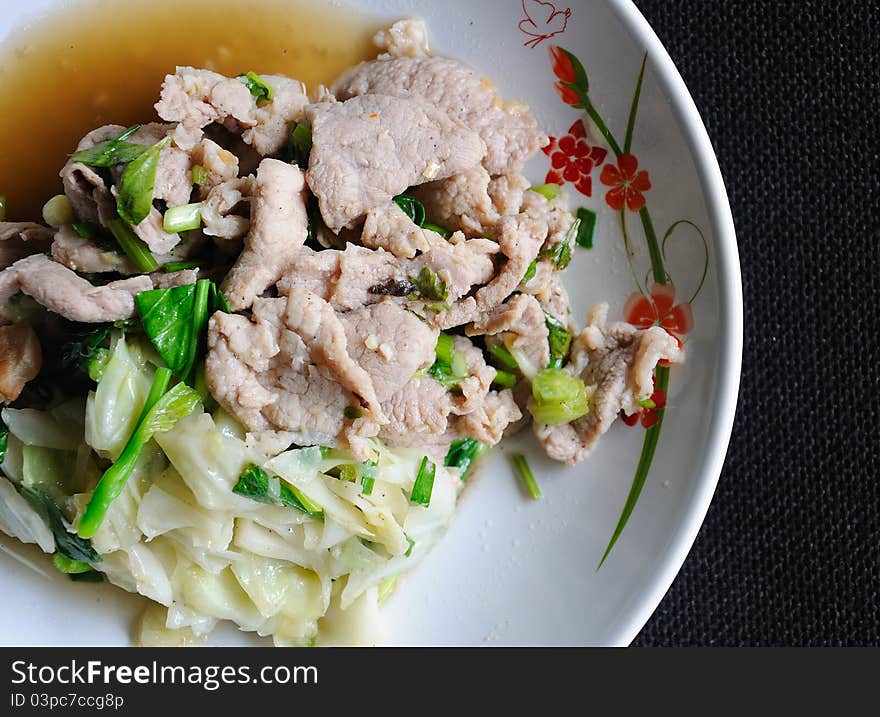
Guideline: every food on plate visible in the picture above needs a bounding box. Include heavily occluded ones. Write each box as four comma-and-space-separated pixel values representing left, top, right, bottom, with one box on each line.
0, 16, 682, 646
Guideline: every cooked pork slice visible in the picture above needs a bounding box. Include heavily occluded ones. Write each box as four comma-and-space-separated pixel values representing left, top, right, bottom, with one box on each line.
410, 167, 500, 236
200, 177, 253, 239
154, 145, 193, 208
127, 206, 181, 255
360, 202, 446, 258
534, 304, 683, 465
454, 389, 522, 445
190, 138, 240, 189
282, 287, 385, 422
521, 189, 576, 252
61, 162, 115, 227
433, 212, 546, 329
340, 299, 438, 402
206, 299, 369, 454
155, 67, 257, 148
379, 376, 454, 442
529, 273, 571, 325
409, 235, 499, 303
241, 75, 309, 156
51, 224, 136, 274
449, 335, 497, 415
333, 57, 548, 175
221, 160, 308, 310
487, 173, 530, 216
373, 17, 430, 58
0, 323, 42, 402
1, 223, 54, 269
151, 269, 199, 288
0, 254, 151, 323
467, 293, 550, 373
305, 94, 486, 232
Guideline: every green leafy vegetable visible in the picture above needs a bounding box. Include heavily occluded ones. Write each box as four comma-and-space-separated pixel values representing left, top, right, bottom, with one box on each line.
530, 367, 590, 425
529, 183, 562, 200
410, 267, 448, 302
107, 218, 159, 272
0, 417, 8, 464
575, 207, 597, 249
60, 325, 111, 374
70, 570, 104, 582
116, 136, 172, 226
233, 463, 322, 519
410, 456, 435, 507
444, 437, 486, 480
285, 122, 312, 166
88, 348, 111, 382
78, 370, 200, 538
52, 553, 94, 574
427, 333, 469, 388
522, 259, 538, 284
512, 453, 541, 501
163, 261, 199, 272
18, 484, 99, 562
209, 282, 231, 314
163, 202, 204, 233
393, 195, 426, 227
238, 71, 275, 102
545, 313, 572, 369
190, 164, 209, 186
69, 125, 148, 167
136, 279, 212, 381
422, 222, 451, 238
487, 343, 518, 371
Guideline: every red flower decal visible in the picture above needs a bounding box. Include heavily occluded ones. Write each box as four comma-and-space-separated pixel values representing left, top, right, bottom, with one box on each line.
542, 119, 607, 197
519, 1, 571, 49
549, 45, 575, 83
623, 283, 694, 339
554, 81, 580, 106
599, 154, 652, 211
620, 381, 667, 429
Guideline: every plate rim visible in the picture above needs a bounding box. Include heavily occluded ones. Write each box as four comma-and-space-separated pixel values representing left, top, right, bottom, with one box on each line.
604, 0, 744, 646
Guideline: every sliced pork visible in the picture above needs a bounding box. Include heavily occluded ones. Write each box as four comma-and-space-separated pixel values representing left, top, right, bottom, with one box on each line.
0, 223, 54, 269
0, 323, 42, 402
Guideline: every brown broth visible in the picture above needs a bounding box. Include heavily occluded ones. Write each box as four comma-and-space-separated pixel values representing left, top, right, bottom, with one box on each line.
0, 0, 380, 220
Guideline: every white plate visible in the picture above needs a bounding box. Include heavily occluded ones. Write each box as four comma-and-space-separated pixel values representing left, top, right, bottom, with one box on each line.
0, 0, 741, 646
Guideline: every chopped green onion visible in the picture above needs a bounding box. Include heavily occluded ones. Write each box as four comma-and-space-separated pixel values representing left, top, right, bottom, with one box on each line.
233, 463, 322, 519
52, 553, 94, 574
529, 183, 562, 200
107, 218, 159, 272
378, 575, 397, 603
0, 195, 6, 221
487, 343, 518, 371
190, 164, 209, 186
238, 71, 274, 102
492, 369, 517, 389
522, 259, 538, 284
359, 460, 377, 496
575, 207, 597, 249
539, 217, 580, 270
512, 453, 542, 500
638, 396, 656, 409
78, 370, 201, 538
410, 456, 435, 507
69, 125, 147, 167
344, 405, 363, 420
163, 261, 199, 272
393, 195, 426, 227
404, 534, 415, 557
163, 202, 204, 233
427, 333, 469, 388
444, 437, 486, 479
88, 348, 111, 382
319, 446, 333, 458
545, 312, 572, 369
422, 222, 451, 238
41, 194, 74, 228
530, 367, 590, 425
410, 266, 448, 302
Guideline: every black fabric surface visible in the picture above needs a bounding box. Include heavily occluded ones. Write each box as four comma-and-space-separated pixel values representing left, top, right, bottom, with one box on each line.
630, 0, 879, 645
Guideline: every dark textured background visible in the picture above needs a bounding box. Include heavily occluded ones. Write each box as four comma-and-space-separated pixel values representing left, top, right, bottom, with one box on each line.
630, 0, 879, 645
